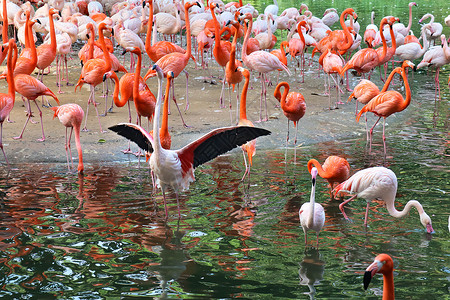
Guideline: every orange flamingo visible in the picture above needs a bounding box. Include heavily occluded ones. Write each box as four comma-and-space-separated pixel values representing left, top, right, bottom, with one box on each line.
364, 254, 395, 300
110, 64, 271, 218
376, 17, 399, 81
274, 81, 306, 161
35, 8, 57, 82
241, 13, 290, 122
209, 2, 232, 108
0, 39, 16, 167
51, 104, 85, 173
328, 8, 358, 55
307, 156, 350, 191
288, 21, 307, 83
225, 20, 243, 120
75, 23, 112, 132
143, 1, 201, 124
356, 61, 415, 156
236, 67, 256, 181
144, 0, 187, 63
12, 13, 37, 77
270, 40, 289, 84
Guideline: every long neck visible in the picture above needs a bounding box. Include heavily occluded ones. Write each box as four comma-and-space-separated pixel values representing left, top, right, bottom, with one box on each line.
239, 73, 249, 120
380, 67, 401, 92
388, 23, 396, 49
266, 15, 272, 42
210, 6, 221, 47
2, 0, 7, 43
398, 67, 411, 110
382, 271, 395, 300
88, 26, 95, 59
405, 4, 413, 32
160, 76, 171, 136
241, 17, 252, 62
109, 71, 121, 107
28, 21, 37, 65
307, 160, 326, 178
370, 11, 374, 24
307, 180, 316, 229
133, 50, 141, 102
229, 24, 239, 63
385, 199, 424, 219
153, 74, 164, 153
420, 29, 429, 53
340, 11, 352, 48
152, 17, 157, 45
280, 42, 287, 60
49, 12, 57, 52
98, 27, 111, 71
145, 1, 153, 54
297, 24, 305, 49
7, 43, 15, 99
379, 22, 388, 60
184, 4, 192, 59
25, 17, 30, 49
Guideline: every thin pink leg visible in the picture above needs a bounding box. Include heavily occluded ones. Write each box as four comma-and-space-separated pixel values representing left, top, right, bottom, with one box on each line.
364, 201, 370, 227
34, 100, 46, 142
13, 99, 33, 140
339, 195, 358, 220
0, 123, 10, 168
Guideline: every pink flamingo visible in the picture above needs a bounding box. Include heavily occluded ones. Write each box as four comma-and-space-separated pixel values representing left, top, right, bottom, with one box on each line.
334, 166, 434, 233
51, 104, 85, 173
109, 64, 271, 218
241, 13, 290, 122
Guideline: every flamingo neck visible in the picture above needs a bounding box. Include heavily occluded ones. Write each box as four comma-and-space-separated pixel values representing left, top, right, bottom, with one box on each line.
241, 17, 252, 62
307, 178, 316, 229
307, 160, 327, 178
229, 25, 239, 63
380, 67, 401, 92
370, 11, 375, 24
379, 21, 388, 61
133, 50, 142, 102
28, 21, 37, 65
109, 71, 121, 107
297, 23, 305, 49
406, 4, 414, 32
280, 42, 287, 59
340, 10, 352, 48
145, 0, 153, 51
210, 6, 221, 46
385, 199, 424, 219
7, 42, 15, 99
382, 270, 395, 300
49, 12, 57, 52
184, 4, 192, 59
388, 24, 396, 49
2, 0, 7, 42
153, 73, 164, 154
399, 67, 411, 110
160, 76, 171, 138
88, 27, 95, 60
98, 26, 111, 71
239, 73, 249, 121
274, 82, 289, 103
266, 15, 272, 44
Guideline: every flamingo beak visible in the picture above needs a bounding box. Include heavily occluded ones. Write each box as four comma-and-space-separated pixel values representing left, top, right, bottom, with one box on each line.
363, 261, 380, 290
426, 224, 434, 234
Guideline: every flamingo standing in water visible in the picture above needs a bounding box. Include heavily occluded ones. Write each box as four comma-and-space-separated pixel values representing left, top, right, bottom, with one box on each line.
307, 156, 350, 191
333, 166, 434, 233
363, 254, 395, 300
51, 104, 84, 173
273, 81, 306, 162
241, 13, 290, 122
109, 64, 271, 218
0, 39, 16, 167
299, 167, 325, 247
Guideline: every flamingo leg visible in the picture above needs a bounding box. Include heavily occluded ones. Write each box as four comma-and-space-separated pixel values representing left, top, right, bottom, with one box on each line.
68, 127, 74, 170
13, 99, 33, 140
339, 194, 358, 220
162, 189, 169, 219
293, 124, 298, 164
235, 82, 240, 125
382, 117, 387, 157
184, 70, 189, 111
364, 201, 370, 227
316, 232, 320, 248
285, 119, 290, 162
241, 149, 249, 181
170, 77, 190, 128
34, 100, 46, 142
368, 116, 381, 153
219, 68, 226, 108
0, 123, 10, 168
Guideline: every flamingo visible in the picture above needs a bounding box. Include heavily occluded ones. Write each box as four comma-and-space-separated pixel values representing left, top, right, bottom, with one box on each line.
322, 8, 339, 28
236, 67, 256, 181
419, 13, 443, 46
417, 35, 450, 101
0, 39, 16, 167
319, 49, 344, 109
328, 8, 358, 55
109, 64, 271, 218
0, 0, 9, 65
395, 26, 429, 61
334, 166, 434, 233
299, 167, 325, 247
273, 81, 306, 162
144, 1, 201, 122
363, 11, 377, 48
75, 23, 113, 132
224, 20, 243, 119
50, 104, 84, 174
12, 12, 37, 77
357, 61, 415, 155
287, 20, 307, 83
35, 8, 57, 83
375, 17, 400, 81
307, 156, 350, 191
348, 79, 380, 115
363, 254, 395, 300
241, 13, 290, 122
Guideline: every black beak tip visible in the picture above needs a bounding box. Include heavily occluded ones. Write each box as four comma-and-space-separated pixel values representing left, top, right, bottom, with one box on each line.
312, 177, 316, 185
102, 74, 107, 82
121, 49, 127, 55
363, 271, 372, 290
37, 19, 41, 24
413, 66, 417, 72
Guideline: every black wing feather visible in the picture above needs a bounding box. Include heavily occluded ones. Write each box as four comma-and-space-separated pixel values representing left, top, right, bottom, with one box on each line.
192, 126, 271, 168
109, 123, 154, 153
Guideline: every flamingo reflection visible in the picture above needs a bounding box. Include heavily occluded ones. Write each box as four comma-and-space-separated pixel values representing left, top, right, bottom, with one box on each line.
299, 248, 325, 300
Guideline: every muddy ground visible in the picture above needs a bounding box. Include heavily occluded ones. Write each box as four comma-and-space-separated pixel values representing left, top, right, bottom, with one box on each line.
0, 46, 368, 168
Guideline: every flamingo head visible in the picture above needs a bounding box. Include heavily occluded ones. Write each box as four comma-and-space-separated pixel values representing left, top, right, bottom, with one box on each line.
311, 167, 318, 184
363, 254, 394, 290
420, 212, 434, 234
237, 66, 249, 79
152, 64, 164, 79
402, 60, 415, 71
410, 2, 418, 7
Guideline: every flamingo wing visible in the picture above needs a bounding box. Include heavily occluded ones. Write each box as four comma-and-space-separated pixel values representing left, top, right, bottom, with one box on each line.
109, 123, 154, 153
178, 126, 271, 169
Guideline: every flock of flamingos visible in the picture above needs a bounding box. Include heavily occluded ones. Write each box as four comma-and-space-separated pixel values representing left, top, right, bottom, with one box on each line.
0, 0, 448, 298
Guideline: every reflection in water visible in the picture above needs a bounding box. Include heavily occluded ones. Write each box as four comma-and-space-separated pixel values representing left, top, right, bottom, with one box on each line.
299, 248, 325, 300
